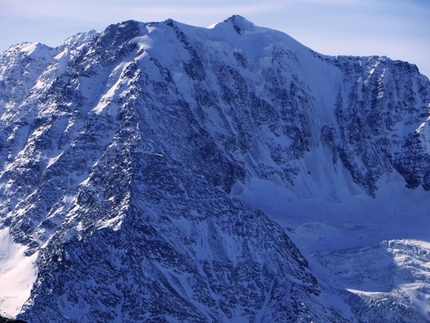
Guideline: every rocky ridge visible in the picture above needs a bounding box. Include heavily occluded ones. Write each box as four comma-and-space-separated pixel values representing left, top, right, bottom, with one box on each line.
0, 15, 429, 322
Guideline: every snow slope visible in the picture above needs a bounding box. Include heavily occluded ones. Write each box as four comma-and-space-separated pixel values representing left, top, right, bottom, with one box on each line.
0, 15, 429, 322
0, 229, 38, 318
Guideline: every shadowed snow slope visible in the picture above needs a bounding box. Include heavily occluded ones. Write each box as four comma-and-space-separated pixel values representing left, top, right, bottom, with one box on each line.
0, 15, 429, 322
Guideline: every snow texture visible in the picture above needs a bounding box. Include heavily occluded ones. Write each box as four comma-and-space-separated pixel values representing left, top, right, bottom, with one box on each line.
0, 15, 429, 322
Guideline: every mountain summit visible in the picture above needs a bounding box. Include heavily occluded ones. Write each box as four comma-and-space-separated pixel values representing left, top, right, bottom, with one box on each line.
0, 16, 429, 322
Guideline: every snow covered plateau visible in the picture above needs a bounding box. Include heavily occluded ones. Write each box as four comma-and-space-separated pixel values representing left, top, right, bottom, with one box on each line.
0, 15, 429, 322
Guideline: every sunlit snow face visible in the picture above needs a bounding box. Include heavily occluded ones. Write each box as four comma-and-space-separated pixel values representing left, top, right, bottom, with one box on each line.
0, 0, 429, 76
0, 228, 39, 318
0, 12, 429, 322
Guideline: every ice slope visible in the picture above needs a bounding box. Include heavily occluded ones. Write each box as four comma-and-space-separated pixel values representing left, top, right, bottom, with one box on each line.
0, 15, 429, 322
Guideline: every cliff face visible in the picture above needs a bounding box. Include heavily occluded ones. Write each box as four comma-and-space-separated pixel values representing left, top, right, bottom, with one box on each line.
0, 15, 429, 322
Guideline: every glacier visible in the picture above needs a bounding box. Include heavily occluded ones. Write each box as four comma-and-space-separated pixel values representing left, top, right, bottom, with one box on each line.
0, 15, 429, 322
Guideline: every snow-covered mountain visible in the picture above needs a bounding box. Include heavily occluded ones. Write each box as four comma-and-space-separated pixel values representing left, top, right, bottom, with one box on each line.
0, 15, 429, 322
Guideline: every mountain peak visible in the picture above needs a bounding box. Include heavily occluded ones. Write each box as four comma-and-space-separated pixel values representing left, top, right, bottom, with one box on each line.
223, 14, 255, 34
1, 16, 430, 323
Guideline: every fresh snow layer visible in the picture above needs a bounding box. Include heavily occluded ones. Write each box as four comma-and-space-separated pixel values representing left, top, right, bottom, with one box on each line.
234, 170, 430, 250
317, 239, 430, 320
232, 169, 430, 320
0, 15, 429, 321
0, 228, 38, 318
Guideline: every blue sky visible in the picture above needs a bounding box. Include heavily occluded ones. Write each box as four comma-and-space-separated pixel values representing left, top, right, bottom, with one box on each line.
0, 0, 429, 77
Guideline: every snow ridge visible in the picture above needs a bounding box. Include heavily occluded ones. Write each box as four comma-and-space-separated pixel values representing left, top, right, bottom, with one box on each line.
0, 16, 429, 322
